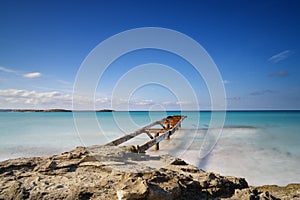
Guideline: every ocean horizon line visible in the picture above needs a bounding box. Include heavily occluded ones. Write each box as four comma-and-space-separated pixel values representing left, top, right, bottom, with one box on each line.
1, 109, 300, 112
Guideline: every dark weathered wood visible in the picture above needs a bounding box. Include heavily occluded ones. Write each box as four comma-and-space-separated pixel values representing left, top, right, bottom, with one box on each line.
145, 131, 154, 139
153, 132, 160, 150
105, 115, 187, 153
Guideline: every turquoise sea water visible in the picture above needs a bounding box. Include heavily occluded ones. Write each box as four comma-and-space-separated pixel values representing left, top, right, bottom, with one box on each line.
0, 111, 299, 186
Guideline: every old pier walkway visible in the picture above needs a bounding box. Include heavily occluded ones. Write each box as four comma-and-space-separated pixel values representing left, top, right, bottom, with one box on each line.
105, 115, 187, 153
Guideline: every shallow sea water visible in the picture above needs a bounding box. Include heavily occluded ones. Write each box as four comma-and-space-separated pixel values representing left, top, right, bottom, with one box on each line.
0, 111, 299, 186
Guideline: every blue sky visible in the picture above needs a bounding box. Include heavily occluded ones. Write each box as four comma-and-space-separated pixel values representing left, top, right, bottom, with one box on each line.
0, 0, 299, 110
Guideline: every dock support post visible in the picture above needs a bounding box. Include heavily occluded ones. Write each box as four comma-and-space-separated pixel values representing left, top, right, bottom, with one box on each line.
166, 131, 171, 140
153, 132, 160, 151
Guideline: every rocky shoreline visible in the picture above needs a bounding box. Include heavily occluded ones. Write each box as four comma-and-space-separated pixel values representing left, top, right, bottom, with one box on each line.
0, 145, 299, 200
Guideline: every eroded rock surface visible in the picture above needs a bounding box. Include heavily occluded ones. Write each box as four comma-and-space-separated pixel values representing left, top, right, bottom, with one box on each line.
0, 145, 299, 200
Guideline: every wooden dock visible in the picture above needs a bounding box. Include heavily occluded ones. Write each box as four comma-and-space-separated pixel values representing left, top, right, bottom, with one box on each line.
105, 115, 187, 153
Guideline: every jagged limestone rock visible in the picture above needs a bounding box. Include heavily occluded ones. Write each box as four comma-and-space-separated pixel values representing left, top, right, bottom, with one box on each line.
0, 145, 299, 200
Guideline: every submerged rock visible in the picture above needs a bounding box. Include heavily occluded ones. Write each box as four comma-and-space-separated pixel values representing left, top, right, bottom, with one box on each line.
0, 145, 299, 199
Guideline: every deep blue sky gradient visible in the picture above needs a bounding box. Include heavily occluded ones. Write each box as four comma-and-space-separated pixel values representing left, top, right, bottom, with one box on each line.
0, 0, 299, 110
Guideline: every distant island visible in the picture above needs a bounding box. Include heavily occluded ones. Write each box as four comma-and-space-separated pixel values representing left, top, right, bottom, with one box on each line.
96, 109, 115, 112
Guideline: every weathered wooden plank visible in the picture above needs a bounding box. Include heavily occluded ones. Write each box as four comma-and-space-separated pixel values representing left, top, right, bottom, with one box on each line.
137, 115, 186, 153
105, 117, 167, 146
137, 130, 171, 153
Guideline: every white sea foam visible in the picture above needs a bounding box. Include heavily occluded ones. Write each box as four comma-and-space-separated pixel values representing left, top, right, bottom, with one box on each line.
0, 111, 299, 186
149, 126, 300, 186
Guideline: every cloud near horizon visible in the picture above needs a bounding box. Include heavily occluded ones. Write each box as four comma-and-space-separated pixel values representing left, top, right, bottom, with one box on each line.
268, 50, 292, 63
130, 99, 154, 106
0, 89, 190, 110
0, 89, 71, 108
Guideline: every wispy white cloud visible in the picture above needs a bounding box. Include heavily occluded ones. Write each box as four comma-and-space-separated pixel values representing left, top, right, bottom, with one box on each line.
250, 90, 277, 96
269, 70, 289, 77
176, 101, 192, 105
268, 50, 292, 63
222, 80, 230, 84
0, 66, 43, 80
130, 99, 154, 106
95, 97, 110, 104
226, 96, 241, 100
93, 97, 140, 110
57, 80, 72, 85
112, 98, 185, 109
23, 72, 42, 78
161, 101, 174, 106
0, 66, 18, 74
0, 89, 197, 110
